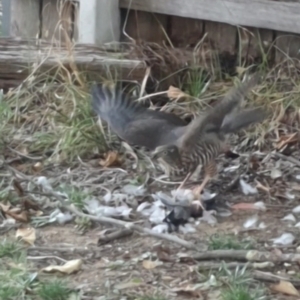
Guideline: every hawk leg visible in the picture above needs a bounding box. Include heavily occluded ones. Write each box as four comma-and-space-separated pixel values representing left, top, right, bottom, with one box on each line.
192, 161, 218, 210
176, 172, 192, 191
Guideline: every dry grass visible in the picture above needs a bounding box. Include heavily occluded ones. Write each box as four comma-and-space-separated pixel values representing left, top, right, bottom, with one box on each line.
1, 33, 300, 299
1, 59, 300, 165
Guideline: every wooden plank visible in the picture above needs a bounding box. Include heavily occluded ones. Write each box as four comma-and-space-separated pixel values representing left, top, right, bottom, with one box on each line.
205, 21, 236, 54
42, 0, 75, 42
0, 37, 148, 89
275, 32, 300, 63
78, 0, 120, 44
238, 27, 274, 63
72, 1, 79, 41
2, 0, 40, 38
119, 0, 300, 35
169, 16, 204, 48
121, 10, 168, 44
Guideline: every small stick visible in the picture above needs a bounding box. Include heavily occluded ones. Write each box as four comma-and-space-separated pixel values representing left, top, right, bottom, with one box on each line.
97, 228, 133, 245
193, 249, 300, 263
273, 152, 300, 168
253, 270, 300, 288
195, 261, 274, 270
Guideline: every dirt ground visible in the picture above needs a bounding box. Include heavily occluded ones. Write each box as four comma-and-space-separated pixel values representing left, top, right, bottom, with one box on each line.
3, 143, 300, 300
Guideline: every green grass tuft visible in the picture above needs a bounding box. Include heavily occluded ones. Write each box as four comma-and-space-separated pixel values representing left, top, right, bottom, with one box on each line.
37, 280, 71, 300
208, 234, 254, 250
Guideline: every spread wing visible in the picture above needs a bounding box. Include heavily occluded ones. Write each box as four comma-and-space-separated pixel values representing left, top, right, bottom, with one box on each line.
177, 74, 261, 150
91, 83, 187, 149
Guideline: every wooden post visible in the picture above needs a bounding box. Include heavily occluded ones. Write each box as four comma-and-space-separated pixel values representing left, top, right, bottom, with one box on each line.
78, 0, 120, 44
41, 0, 77, 42
2, 0, 40, 38
121, 10, 168, 44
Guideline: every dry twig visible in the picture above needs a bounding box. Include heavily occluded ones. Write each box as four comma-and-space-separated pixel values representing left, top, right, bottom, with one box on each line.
6, 164, 201, 251
193, 249, 300, 263
97, 228, 133, 245
273, 152, 300, 168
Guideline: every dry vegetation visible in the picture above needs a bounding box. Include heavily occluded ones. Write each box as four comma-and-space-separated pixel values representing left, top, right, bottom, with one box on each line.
1, 30, 300, 300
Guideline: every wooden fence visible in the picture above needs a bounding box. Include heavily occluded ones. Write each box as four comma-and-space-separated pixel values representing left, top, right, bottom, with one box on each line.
3, 0, 300, 64
119, 0, 300, 64
1, 0, 300, 90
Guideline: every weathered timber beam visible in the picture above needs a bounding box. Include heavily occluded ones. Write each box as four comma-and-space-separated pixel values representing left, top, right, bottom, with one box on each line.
119, 0, 300, 34
0, 38, 146, 88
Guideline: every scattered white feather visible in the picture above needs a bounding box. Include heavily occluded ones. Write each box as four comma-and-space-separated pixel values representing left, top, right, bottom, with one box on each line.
36, 176, 53, 192
103, 192, 112, 204
292, 205, 300, 214
0, 218, 16, 227
239, 179, 258, 195
295, 222, 300, 228
84, 198, 100, 214
253, 201, 266, 211
171, 189, 194, 202
149, 206, 166, 224
152, 198, 165, 208
272, 233, 295, 246
56, 211, 73, 224
296, 174, 300, 180
122, 184, 146, 196
217, 209, 232, 217
112, 193, 128, 203
97, 206, 120, 217
137, 202, 153, 215
258, 222, 267, 229
152, 224, 168, 233
198, 210, 217, 225
243, 215, 258, 229
202, 190, 217, 201
179, 224, 196, 234
285, 191, 295, 200
115, 206, 132, 219
48, 208, 61, 222
281, 214, 296, 223
270, 168, 282, 179
153, 191, 174, 204
223, 165, 240, 172
84, 198, 132, 218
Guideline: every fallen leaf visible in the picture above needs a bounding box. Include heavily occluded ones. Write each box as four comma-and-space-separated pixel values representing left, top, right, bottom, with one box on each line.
0, 203, 11, 212
270, 280, 299, 296
42, 259, 82, 274
240, 179, 258, 195
275, 133, 298, 150
115, 280, 144, 290
142, 260, 162, 269
22, 198, 40, 211
172, 286, 203, 297
32, 162, 43, 173
255, 180, 270, 193
6, 210, 29, 222
16, 227, 36, 245
232, 202, 266, 211
272, 233, 295, 246
99, 151, 122, 167
167, 85, 189, 101
236, 66, 247, 76
243, 215, 259, 229
270, 168, 282, 179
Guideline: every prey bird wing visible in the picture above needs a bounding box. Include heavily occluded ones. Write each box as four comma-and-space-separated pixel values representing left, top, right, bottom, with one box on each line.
177, 74, 262, 151
91, 83, 187, 150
